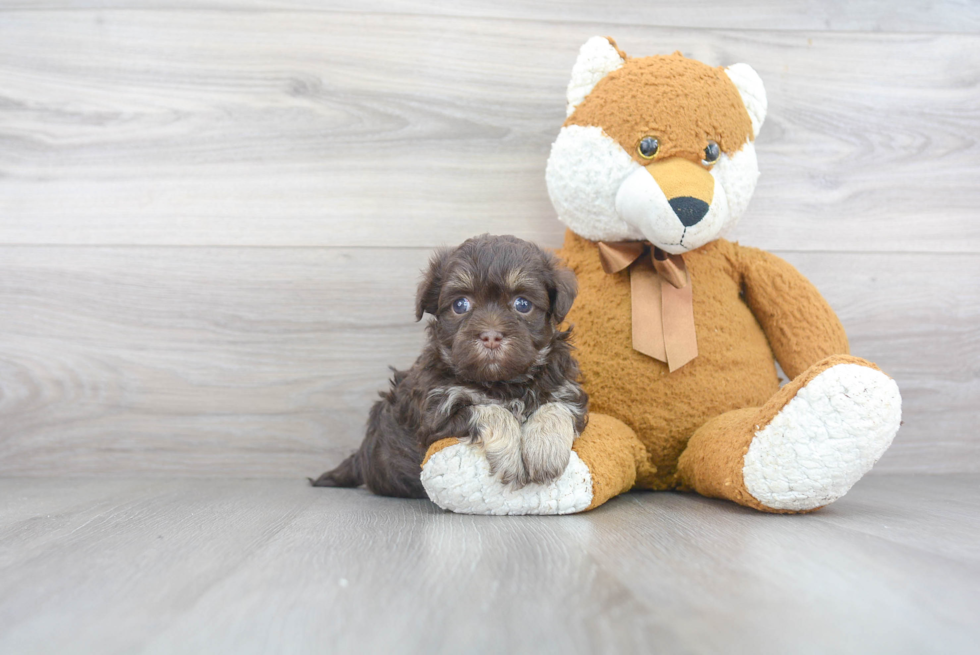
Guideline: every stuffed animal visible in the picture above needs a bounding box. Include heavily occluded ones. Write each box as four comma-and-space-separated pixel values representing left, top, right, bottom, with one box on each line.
419, 37, 902, 515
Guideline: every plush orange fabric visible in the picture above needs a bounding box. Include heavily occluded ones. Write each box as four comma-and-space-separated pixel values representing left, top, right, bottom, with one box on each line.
571, 413, 653, 510
738, 246, 850, 379
676, 354, 879, 513
557, 230, 851, 496
566, 52, 754, 165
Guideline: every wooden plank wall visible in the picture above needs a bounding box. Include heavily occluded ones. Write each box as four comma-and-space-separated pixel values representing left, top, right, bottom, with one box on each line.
1, 2, 977, 476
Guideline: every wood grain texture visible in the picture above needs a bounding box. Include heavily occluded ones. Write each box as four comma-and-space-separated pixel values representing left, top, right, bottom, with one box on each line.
2, 1, 979, 34
0, 475, 977, 654
0, 246, 974, 477
0, 246, 430, 476
1, 12, 979, 252
0, 5, 976, 477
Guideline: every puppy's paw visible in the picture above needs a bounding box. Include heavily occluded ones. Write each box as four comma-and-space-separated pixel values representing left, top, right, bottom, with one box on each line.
487, 449, 526, 487
470, 404, 526, 485
520, 403, 577, 485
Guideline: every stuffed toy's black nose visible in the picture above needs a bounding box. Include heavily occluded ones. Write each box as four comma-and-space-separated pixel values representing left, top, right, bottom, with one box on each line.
669, 197, 710, 227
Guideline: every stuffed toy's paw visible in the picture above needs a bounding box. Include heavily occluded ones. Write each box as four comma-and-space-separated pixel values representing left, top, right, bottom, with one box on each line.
420, 439, 593, 515
742, 360, 902, 511
679, 355, 902, 513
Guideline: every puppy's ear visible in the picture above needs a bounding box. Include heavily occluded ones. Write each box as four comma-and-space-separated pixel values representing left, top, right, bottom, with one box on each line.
548, 266, 578, 324
415, 248, 452, 321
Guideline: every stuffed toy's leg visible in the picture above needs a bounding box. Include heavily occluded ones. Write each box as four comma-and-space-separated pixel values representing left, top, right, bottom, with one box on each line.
677, 355, 901, 513
421, 413, 651, 515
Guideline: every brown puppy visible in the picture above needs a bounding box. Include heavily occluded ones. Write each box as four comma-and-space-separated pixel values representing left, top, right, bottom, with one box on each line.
311, 234, 588, 498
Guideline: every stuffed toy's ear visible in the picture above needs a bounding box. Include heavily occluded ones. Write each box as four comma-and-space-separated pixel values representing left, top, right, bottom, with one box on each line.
415, 248, 452, 321
549, 267, 578, 324
725, 63, 768, 138
566, 36, 626, 118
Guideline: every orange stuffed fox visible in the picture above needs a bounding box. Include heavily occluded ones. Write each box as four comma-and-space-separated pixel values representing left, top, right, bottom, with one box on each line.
419, 37, 902, 515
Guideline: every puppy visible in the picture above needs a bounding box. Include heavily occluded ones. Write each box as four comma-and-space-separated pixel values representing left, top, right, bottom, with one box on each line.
311, 234, 588, 498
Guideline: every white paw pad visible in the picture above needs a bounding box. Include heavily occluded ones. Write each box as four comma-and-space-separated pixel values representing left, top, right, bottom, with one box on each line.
420, 443, 593, 515
743, 363, 902, 511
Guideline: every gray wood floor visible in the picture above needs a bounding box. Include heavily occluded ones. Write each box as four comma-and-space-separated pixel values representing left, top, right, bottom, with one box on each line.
0, 474, 977, 655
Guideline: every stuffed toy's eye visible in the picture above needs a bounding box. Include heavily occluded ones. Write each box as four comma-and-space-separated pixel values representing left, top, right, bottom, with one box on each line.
637, 137, 659, 159
452, 298, 471, 314
703, 141, 720, 165
513, 297, 532, 313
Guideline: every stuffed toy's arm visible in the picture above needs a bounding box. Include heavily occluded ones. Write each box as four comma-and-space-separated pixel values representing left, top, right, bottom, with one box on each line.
737, 245, 849, 380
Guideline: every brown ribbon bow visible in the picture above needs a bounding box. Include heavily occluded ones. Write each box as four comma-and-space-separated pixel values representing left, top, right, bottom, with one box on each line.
597, 241, 698, 372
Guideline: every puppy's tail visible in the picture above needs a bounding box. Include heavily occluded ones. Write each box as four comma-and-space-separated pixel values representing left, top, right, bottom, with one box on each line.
309, 453, 363, 488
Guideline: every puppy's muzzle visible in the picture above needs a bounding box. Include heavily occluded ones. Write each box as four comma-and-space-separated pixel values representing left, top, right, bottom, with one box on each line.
480, 330, 504, 351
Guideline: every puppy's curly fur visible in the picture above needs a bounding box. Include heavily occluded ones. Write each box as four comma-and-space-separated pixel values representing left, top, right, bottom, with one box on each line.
312, 234, 589, 498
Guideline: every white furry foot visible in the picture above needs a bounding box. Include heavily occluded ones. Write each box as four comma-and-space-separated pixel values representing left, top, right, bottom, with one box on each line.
421, 442, 593, 515
743, 363, 902, 511
470, 404, 525, 485
520, 402, 577, 485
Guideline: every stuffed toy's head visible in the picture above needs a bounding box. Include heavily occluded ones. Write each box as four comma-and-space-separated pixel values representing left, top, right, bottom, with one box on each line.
546, 37, 768, 254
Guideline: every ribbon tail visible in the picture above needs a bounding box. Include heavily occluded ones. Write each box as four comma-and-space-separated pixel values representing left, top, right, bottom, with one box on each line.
601, 241, 699, 372
660, 261, 698, 372
629, 259, 668, 364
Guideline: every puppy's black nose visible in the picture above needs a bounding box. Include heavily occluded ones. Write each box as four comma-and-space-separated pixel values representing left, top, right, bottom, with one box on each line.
669, 197, 710, 227
480, 330, 503, 350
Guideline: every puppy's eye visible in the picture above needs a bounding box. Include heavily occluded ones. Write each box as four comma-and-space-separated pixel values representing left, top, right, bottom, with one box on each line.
637, 136, 659, 160
513, 297, 532, 314
452, 298, 471, 314
703, 141, 720, 165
